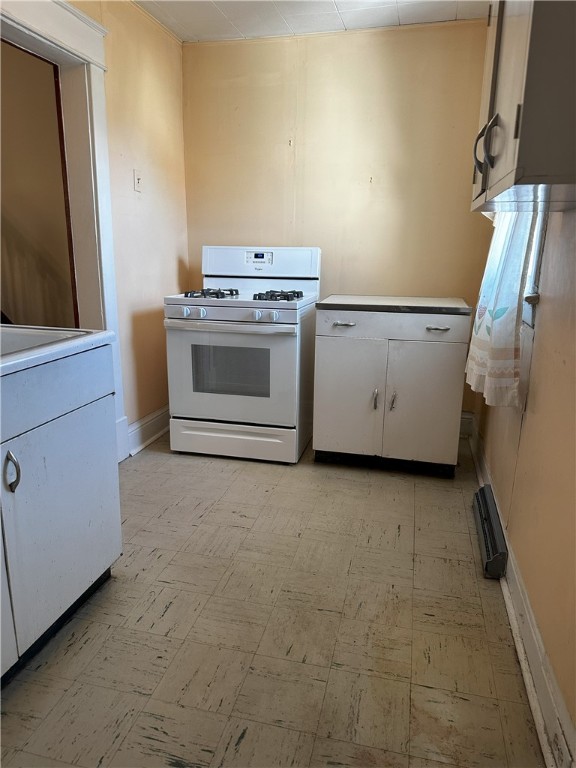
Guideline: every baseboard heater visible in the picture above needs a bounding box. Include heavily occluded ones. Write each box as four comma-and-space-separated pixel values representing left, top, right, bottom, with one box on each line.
472, 484, 508, 579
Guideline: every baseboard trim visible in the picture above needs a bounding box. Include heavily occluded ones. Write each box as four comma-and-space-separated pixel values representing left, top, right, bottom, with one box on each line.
469, 433, 574, 768
128, 407, 169, 456
116, 415, 129, 462
460, 410, 474, 437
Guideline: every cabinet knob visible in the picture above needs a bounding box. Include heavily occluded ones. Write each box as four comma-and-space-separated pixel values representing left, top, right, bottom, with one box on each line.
389, 392, 397, 411
473, 122, 488, 174
4, 450, 21, 493
426, 325, 451, 332
373, 388, 379, 410
333, 321, 356, 327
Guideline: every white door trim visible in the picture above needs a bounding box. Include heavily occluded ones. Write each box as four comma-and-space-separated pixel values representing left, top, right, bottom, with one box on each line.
1, 0, 129, 460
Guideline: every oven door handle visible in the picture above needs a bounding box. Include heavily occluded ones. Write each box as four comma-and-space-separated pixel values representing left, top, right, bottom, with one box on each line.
164, 318, 297, 335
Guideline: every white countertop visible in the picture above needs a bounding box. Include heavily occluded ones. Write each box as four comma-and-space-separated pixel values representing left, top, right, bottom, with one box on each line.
316, 295, 472, 314
0, 326, 116, 376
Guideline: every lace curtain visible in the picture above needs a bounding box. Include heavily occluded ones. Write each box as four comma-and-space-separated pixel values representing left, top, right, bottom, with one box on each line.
466, 212, 534, 407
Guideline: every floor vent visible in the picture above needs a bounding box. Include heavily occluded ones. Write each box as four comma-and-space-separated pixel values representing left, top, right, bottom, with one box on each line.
472, 484, 508, 579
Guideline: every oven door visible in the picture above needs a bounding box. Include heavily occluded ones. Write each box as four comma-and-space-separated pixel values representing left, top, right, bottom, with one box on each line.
165, 318, 299, 426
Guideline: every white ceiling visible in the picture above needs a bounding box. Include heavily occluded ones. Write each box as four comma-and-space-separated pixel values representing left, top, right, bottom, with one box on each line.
135, 0, 490, 43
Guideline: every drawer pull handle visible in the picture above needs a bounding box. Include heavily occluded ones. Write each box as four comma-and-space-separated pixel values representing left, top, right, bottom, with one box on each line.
373, 388, 379, 409
389, 392, 397, 411
4, 450, 21, 493
426, 325, 451, 332
333, 321, 356, 327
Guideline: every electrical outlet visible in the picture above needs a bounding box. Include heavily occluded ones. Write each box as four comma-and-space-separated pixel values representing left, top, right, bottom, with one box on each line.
133, 169, 142, 193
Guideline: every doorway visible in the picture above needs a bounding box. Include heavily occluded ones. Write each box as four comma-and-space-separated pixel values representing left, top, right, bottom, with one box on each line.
1, 41, 78, 328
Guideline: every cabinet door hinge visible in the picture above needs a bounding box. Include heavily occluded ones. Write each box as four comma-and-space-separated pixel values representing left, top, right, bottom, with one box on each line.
513, 104, 522, 139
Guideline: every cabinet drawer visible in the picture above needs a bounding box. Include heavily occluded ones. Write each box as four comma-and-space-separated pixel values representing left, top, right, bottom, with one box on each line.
1, 344, 114, 442
316, 310, 471, 343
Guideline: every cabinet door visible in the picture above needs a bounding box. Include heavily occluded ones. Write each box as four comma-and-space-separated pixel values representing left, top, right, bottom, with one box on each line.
485, 0, 533, 197
313, 336, 387, 455
472, 1, 504, 205
1, 395, 121, 654
1, 536, 18, 674
381, 341, 468, 465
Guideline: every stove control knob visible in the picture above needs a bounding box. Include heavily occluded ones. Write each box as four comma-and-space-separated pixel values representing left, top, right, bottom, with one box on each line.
253, 310, 262, 321
268, 310, 279, 322
181, 306, 191, 318
197, 307, 207, 319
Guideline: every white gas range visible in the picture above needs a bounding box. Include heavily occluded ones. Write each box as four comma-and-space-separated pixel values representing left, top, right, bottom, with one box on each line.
164, 246, 321, 463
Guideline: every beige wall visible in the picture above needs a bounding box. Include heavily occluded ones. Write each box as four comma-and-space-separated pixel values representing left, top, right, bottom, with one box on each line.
71, 1, 189, 425
478, 210, 576, 723
183, 22, 493, 305
1, 42, 75, 327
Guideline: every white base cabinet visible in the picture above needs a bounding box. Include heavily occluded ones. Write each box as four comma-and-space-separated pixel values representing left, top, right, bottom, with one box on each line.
0, 328, 122, 675
1, 396, 121, 655
313, 296, 472, 467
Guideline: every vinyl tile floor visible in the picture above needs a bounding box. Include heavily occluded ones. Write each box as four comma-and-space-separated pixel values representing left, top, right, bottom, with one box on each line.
1, 437, 545, 768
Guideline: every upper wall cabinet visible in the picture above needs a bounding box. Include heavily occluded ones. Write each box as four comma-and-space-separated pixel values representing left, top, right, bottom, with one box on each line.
471, 1, 576, 212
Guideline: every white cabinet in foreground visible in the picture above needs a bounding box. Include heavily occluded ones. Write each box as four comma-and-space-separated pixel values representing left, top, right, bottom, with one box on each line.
313, 296, 472, 469
0, 326, 122, 674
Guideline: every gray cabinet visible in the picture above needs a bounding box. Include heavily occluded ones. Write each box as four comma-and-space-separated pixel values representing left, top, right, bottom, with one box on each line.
472, 1, 575, 212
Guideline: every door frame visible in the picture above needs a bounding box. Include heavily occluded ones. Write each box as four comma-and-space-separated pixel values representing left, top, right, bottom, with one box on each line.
1, 1, 129, 460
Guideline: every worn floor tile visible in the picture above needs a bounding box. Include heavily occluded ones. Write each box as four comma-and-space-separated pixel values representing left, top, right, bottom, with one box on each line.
109, 698, 227, 767
292, 538, 354, 578
80, 626, 181, 695
414, 526, 474, 562
257, 605, 340, 666
157, 551, 230, 593
183, 523, 247, 558
409, 684, 506, 766
408, 758, 461, 768
76, 577, 148, 627
22, 682, 146, 768
112, 544, 177, 583
1, 671, 71, 749
310, 737, 409, 768
211, 717, 314, 768
154, 496, 214, 526
3, 751, 76, 767
412, 589, 485, 640
343, 579, 412, 628
219, 479, 277, 507
216, 560, 288, 604
415, 486, 465, 511
232, 655, 328, 733
304, 510, 362, 540
480, 591, 515, 644
318, 668, 410, 753
121, 513, 155, 543
499, 699, 545, 767
24, 617, 111, 680
350, 548, 414, 587
489, 641, 529, 704
202, 501, 261, 528
236, 531, 299, 567
358, 518, 414, 553
124, 585, 208, 638
128, 519, 198, 551
251, 506, 311, 537
332, 619, 411, 681
152, 640, 251, 715
277, 570, 349, 614
269, 485, 325, 513
412, 631, 496, 698
188, 595, 272, 652
415, 503, 469, 534
414, 555, 478, 598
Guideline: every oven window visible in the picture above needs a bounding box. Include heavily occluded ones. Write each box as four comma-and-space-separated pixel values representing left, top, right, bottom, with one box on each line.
191, 344, 270, 398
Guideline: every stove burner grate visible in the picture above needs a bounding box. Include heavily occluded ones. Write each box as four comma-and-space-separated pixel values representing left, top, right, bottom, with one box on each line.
253, 290, 304, 302
184, 288, 240, 299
